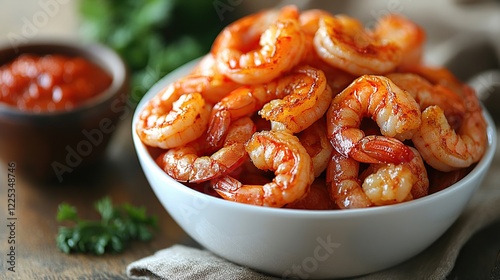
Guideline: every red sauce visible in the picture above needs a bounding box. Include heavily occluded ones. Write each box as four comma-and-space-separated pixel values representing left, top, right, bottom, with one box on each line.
0, 54, 112, 112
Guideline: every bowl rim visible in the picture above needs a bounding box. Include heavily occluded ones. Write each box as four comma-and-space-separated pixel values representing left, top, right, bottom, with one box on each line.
0, 38, 128, 117
132, 56, 497, 218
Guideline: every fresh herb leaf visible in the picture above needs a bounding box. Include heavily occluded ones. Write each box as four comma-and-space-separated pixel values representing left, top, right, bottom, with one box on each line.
57, 203, 79, 222
56, 197, 157, 255
94, 196, 113, 223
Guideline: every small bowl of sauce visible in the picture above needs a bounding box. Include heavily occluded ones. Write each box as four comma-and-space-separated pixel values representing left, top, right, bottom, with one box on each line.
0, 54, 113, 112
0, 40, 129, 181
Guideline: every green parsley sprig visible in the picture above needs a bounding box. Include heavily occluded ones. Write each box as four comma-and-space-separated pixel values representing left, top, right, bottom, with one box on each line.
56, 197, 157, 255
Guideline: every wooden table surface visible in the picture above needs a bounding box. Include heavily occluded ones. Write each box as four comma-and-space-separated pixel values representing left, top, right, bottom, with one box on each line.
0, 112, 499, 280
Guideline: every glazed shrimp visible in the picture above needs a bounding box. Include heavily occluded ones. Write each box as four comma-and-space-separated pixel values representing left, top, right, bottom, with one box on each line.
327, 147, 427, 208
362, 164, 414, 205
412, 86, 487, 171
314, 14, 400, 75
313, 14, 423, 75
156, 117, 255, 183
299, 9, 336, 63
387, 73, 466, 130
212, 130, 315, 207
326, 151, 372, 209
404, 65, 468, 99
259, 67, 333, 133
299, 9, 357, 94
297, 118, 333, 177
327, 75, 421, 164
187, 54, 242, 104
361, 147, 429, 205
207, 65, 331, 147
211, 5, 306, 84
375, 14, 425, 70
136, 91, 211, 149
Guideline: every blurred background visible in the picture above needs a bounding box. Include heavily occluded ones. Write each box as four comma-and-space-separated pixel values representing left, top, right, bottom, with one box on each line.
1, 0, 499, 106
1, 1, 500, 278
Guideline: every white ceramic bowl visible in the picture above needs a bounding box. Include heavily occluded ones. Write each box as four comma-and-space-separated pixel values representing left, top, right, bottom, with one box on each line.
132, 60, 497, 279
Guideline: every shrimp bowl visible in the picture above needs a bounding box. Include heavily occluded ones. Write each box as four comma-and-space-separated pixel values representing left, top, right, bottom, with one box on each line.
132, 5, 496, 279
132, 60, 496, 279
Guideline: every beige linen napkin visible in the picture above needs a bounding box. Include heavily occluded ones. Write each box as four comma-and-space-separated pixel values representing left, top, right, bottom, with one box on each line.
126, 186, 500, 280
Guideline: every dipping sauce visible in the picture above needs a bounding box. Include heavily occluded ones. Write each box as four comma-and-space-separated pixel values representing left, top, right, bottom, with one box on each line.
0, 54, 112, 112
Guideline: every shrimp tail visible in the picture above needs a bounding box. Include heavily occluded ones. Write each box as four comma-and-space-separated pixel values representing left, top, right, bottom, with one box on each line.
213, 176, 270, 206
212, 176, 247, 202
157, 146, 248, 183
350, 135, 415, 164
206, 110, 231, 149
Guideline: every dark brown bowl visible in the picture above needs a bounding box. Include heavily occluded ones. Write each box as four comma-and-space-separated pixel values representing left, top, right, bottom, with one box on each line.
0, 39, 129, 182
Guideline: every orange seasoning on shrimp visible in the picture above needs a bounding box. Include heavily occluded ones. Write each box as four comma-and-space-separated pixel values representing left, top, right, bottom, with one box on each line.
0, 54, 112, 112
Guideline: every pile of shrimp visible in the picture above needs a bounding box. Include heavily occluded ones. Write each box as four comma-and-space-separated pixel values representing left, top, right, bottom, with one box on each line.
136, 5, 488, 210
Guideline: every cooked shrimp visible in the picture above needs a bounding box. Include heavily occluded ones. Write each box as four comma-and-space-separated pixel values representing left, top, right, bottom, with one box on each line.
314, 14, 401, 75
327, 75, 421, 164
212, 130, 315, 207
299, 9, 357, 94
189, 53, 218, 75
299, 9, 335, 63
375, 14, 425, 70
406, 148, 430, 199
327, 147, 428, 208
387, 73, 466, 130
136, 61, 237, 149
361, 147, 429, 205
326, 151, 372, 209
182, 53, 241, 104
136, 92, 211, 149
156, 117, 255, 183
297, 118, 333, 177
313, 13, 424, 75
404, 65, 468, 99
211, 5, 306, 84
259, 67, 333, 133
207, 65, 330, 147
362, 163, 414, 205
412, 86, 487, 171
